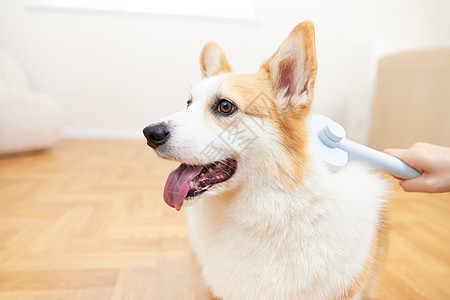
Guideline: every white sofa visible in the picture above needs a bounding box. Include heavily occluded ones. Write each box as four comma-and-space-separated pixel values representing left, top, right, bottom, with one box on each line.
0, 51, 61, 155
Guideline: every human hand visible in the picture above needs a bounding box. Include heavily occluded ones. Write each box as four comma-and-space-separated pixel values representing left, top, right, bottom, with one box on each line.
384, 143, 450, 193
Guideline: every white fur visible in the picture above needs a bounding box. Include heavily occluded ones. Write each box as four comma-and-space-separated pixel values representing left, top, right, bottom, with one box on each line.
156, 75, 389, 300
155, 75, 232, 165
187, 156, 388, 300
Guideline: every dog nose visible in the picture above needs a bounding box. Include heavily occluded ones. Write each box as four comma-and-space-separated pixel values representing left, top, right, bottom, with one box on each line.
143, 123, 170, 148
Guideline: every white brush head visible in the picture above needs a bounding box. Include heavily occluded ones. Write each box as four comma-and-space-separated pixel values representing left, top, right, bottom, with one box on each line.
308, 114, 348, 172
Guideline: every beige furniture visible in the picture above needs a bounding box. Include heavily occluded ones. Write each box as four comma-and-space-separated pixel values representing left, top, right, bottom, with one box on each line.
0, 51, 61, 155
368, 48, 450, 150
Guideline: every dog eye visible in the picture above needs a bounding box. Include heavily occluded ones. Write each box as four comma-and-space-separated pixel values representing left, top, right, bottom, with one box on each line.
186, 99, 192, 108
217, 99, 236, 115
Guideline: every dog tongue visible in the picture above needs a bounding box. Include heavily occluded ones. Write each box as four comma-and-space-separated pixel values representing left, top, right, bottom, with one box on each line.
163, 164, 203, 211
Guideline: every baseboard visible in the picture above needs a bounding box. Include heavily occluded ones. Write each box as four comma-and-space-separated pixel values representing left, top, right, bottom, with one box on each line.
62, 127, 144, 140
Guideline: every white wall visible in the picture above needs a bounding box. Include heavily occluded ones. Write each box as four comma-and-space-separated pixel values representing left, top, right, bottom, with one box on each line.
0, 0, 449, 142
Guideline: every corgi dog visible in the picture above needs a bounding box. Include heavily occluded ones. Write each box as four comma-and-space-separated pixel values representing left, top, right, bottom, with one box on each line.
143, 21, 389, 300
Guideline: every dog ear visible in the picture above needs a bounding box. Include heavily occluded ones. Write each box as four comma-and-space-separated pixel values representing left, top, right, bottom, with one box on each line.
263, 21, 317, 110
200, 41, 232, 78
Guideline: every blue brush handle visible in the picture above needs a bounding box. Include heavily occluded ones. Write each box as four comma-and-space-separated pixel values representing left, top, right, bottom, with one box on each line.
339, 139, 421, 179
312, 114, 421, 180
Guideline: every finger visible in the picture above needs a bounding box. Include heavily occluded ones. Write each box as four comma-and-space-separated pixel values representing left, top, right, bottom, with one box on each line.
399, 175, 434, 193
384, 148, 419, 171
384, 148, 409, 159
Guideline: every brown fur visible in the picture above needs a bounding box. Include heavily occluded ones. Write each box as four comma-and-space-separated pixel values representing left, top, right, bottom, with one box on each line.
212, 71, 311, 186
259, 21, 317, 186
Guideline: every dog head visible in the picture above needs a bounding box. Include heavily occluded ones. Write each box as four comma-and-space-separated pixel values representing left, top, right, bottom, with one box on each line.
144, 21, 317, 210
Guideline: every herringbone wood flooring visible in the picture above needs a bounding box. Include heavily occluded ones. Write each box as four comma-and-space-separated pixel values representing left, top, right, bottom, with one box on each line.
0, 139, 448, 299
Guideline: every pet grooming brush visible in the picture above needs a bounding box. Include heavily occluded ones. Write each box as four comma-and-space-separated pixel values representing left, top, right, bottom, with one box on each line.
309, 114, 421, 179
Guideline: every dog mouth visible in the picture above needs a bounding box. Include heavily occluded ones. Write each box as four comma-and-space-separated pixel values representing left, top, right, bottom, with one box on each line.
163, 158, 237, 211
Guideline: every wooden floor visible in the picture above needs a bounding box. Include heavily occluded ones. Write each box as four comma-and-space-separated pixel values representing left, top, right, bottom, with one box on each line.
0, 139, 449, 300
